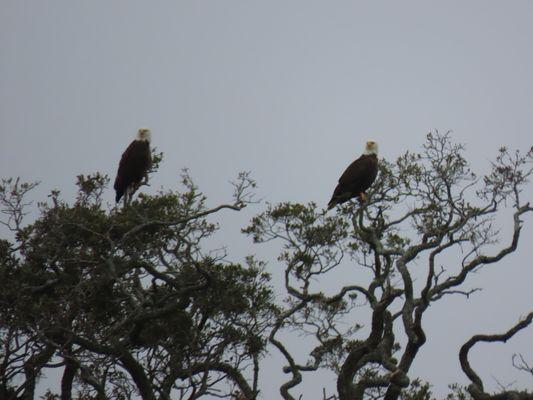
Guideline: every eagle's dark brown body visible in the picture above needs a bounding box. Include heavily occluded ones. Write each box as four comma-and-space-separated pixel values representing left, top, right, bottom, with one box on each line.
327, 153, 378, 210
114, 139, 151, 203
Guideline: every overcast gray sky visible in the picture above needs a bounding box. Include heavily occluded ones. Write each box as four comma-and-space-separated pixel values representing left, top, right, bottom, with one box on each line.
1, 1, 532, 398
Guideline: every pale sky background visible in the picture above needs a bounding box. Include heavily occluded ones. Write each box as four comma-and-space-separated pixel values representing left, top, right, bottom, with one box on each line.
1, 1, 532, 399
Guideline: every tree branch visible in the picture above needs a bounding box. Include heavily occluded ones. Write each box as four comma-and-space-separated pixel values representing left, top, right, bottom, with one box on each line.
459, 312, 533, 400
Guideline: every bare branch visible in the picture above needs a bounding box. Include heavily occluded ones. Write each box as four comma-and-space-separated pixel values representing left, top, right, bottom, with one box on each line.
460, 312, 533, 400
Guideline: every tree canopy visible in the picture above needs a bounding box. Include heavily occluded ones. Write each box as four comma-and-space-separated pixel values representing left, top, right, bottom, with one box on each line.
0, 133, 532, 400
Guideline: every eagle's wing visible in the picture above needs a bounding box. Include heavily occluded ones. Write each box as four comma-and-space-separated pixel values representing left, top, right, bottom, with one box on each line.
114, 140, 151, 203
337, 155, 370, 186
327, 154, 378, 209
114, 141, 137, 188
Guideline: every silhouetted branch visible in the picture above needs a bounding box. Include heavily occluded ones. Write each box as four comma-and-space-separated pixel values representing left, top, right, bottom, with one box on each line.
459, 312, 533, 400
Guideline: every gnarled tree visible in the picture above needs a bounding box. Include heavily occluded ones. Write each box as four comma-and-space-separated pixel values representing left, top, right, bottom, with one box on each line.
244, 132, 533, 400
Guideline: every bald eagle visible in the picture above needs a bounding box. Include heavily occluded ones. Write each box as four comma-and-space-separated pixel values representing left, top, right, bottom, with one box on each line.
327, 140, 378, 210
114, 128, 152, 204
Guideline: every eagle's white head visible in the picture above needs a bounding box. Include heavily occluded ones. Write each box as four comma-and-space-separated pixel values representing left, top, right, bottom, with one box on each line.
136, 128, 152, 142
364, 140, 378, 156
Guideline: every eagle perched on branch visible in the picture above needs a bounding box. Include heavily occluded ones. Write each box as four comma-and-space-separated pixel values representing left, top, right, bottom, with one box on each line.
114, 128, 152, 204
327, 140, 378, 210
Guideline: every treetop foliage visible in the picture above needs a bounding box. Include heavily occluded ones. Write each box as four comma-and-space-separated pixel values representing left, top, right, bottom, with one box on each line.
0, 132, 532, 400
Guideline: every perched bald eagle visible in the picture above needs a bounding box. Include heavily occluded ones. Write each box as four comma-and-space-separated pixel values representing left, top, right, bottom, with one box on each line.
114, 128, 152, 204
327, 140, 378, 210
